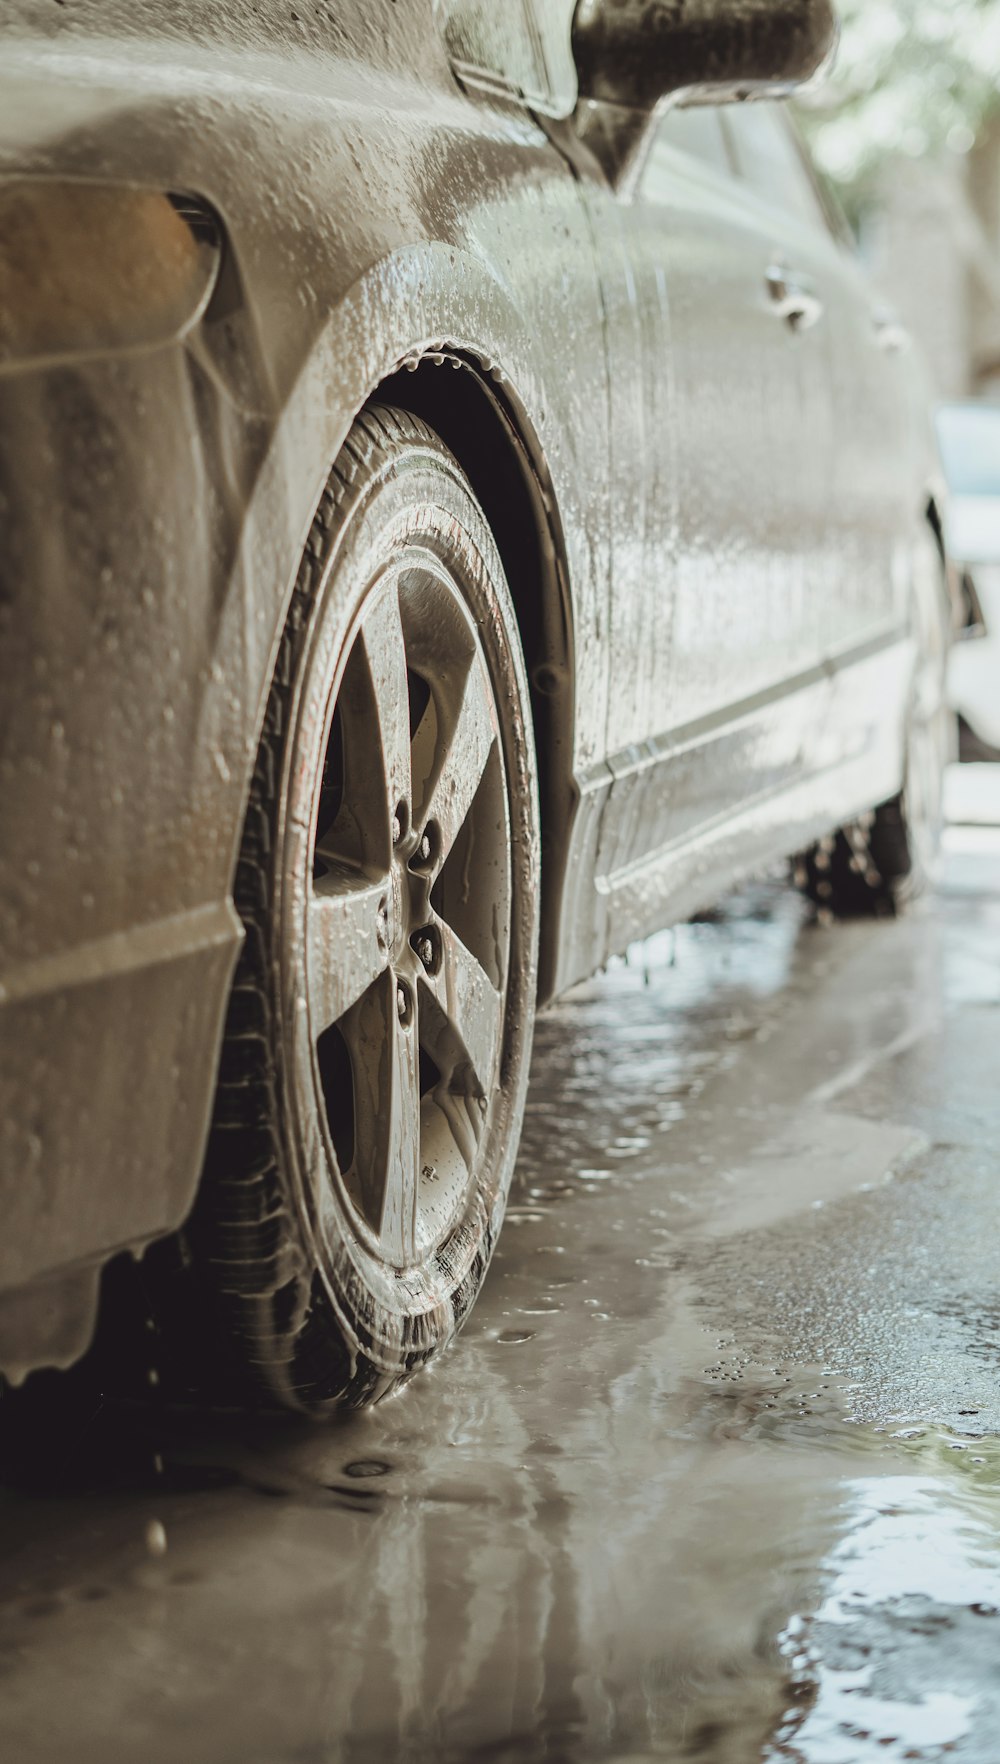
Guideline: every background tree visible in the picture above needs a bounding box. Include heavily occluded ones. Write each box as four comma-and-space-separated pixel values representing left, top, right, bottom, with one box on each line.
801, 0, 1000, 207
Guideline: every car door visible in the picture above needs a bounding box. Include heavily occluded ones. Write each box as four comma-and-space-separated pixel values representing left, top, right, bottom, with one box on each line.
595, 99, 840, 878
723, 102, 911, 673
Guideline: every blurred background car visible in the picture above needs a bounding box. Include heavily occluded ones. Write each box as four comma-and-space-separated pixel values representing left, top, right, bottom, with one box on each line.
936, 400, 1000, 760
799, 1, 1000, 764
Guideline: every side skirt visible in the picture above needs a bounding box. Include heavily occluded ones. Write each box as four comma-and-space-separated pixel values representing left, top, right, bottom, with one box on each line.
552, 628, 912, 995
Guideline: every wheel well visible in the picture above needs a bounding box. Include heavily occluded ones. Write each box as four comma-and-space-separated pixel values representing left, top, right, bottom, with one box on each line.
370, 352, 575, 1003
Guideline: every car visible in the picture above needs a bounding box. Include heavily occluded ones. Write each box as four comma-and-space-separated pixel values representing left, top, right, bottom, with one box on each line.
0, 0, 955, 1412
935, 400, 1000, 760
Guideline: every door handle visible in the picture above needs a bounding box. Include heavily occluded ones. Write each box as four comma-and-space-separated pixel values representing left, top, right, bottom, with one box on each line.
765, 264, 824, 331
872, 305, 911, 354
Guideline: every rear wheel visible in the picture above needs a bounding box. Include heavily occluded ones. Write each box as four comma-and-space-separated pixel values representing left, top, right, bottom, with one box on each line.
796, 529, 954, 916
178, 406, 539, 1412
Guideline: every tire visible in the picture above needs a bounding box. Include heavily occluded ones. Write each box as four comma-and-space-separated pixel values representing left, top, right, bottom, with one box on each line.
796, 527, 955, 917
173, 406, 540, 1413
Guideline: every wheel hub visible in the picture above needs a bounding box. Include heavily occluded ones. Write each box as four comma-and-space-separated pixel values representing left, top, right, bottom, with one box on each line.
300, 562, 511, 1268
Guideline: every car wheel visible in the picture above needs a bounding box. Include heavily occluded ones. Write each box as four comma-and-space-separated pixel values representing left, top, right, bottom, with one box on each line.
796, 527, 954, 916
178, 406, 539, 1412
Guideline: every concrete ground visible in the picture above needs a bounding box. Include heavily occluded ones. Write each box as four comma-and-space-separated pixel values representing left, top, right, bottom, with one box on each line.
1, 769, 999, 1764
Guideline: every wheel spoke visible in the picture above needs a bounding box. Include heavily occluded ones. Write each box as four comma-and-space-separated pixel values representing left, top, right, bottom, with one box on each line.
346, 971, 421, 1264
359, 578, 412, 840
420, 916, 503, 1100
308, 870, 389, 1033
412, 652, 497, 859
379, 998, 422, 1265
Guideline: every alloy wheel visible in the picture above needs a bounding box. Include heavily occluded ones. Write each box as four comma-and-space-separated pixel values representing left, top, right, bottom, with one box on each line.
303, 563, 511, 1268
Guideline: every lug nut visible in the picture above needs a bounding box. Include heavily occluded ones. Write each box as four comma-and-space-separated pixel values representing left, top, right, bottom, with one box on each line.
376, 901, 388, 947
391, 813, 402, 847
412, 924, 439, 973
412, 823, 437, 869
396, 982, 409, 1022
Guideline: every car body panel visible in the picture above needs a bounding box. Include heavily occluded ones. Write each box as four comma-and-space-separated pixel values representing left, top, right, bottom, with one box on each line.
546, 99, 927, 991
935, 402, 1000, 750
0, 0, 940, 1373
611, 110, 834, 747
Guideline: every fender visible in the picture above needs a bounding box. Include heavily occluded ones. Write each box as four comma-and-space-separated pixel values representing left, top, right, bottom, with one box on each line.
207, 239, 600, 913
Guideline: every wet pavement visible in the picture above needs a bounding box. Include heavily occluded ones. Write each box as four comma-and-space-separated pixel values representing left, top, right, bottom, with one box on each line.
2, 771, 1000, 1764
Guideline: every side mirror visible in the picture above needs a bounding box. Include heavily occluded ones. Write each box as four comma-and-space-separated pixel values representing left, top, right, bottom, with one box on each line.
571, 0, 838, 187
573, 0, 838, 111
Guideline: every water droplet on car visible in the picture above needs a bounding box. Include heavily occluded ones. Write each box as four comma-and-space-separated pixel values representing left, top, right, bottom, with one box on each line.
145, 1520, 167, 1557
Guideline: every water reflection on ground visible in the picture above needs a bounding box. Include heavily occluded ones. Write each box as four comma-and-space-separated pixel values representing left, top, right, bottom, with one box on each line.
1, 789, 999, 1764
771, 1435, 1000, 1762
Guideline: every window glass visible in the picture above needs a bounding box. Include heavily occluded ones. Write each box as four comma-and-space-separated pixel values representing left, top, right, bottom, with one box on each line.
724, 101, 826, 231
641, 105, 733, 203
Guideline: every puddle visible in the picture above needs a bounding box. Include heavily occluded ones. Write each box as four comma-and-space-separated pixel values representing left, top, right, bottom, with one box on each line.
769, 1433, 1000, 1764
